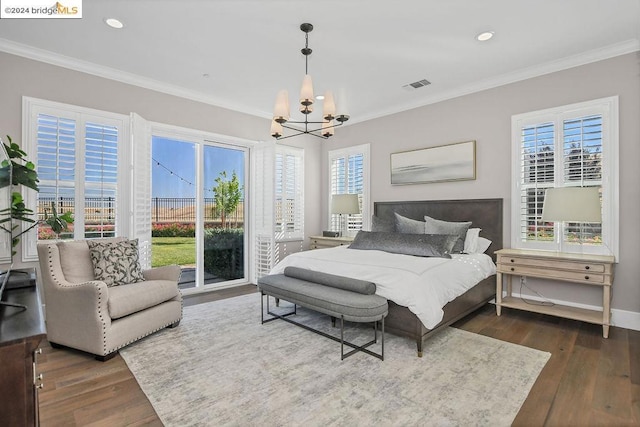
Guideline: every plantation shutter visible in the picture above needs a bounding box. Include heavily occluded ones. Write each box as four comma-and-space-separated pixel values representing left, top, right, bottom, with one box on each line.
518, 122, 555, 244
131, 113, 152, 269
250, 141, 275, 282
27, 109, 82, 260
274, 145, 304, 242
328, 144, 369, 234
561, 115, 603, 242
511, 97, 618, 256
84, 121, 118, 239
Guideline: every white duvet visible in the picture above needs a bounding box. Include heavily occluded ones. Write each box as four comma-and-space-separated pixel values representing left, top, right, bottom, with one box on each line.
269, 246, 496, 329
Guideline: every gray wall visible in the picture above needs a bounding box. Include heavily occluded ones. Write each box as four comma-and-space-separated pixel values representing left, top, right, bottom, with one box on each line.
0, 51, 322, 270
323, 52, 640, 315
2, 49, 638, 318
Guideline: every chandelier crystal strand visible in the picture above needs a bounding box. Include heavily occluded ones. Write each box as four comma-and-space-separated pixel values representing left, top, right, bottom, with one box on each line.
271, 23, 349, 140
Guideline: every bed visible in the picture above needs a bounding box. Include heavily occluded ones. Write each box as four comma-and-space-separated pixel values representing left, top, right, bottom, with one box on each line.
271, 198, 503, 356
373, 198, 503, 356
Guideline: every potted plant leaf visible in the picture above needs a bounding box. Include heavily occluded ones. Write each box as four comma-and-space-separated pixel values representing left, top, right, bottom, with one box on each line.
44, 202, 74, 239
0, 135, 40, 309
0, 135, 40, 258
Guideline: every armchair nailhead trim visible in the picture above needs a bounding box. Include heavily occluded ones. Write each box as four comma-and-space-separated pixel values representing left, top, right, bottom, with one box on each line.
104, 316, 183, 355
45, 244, 184, 357
46, 244, 110, 355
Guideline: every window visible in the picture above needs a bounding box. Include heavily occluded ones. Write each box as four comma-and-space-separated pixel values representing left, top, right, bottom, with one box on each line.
275, 145, 304, 242
511, 97, 618, 256
23, 97, 130, 261
328, 144, 370, 234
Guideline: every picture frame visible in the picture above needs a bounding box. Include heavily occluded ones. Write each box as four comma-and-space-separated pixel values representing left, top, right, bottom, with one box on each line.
390, 140, 476, 185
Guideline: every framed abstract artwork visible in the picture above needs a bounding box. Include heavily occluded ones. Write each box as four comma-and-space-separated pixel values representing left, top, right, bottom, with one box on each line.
390, 140, 476, 185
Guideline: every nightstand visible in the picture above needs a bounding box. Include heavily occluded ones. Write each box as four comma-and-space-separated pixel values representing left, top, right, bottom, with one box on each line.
309, 235, 354, 249
495, 248, 615, 338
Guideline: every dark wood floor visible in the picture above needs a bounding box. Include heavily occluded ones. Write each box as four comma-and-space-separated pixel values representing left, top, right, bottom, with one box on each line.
38, 285, 639, 426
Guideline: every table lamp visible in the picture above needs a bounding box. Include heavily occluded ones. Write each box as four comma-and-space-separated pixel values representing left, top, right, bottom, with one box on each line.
541, 187, 602, 252
331, 194, 360, 237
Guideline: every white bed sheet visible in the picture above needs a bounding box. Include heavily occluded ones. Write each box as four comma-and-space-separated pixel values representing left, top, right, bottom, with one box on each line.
269, 246, 496, 329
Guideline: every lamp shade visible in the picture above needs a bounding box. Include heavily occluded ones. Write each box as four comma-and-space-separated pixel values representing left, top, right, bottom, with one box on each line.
323, 91, 336, 120
321, 120, 334, 138
300, 74, 314, 104
270, 121, 283, 138
331, 194, 360, 214
273, 90, 290, 122
541, 187, 602, 223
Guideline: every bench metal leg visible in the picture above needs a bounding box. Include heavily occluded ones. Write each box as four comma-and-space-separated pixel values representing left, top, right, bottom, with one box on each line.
340, 315, 385, 361
261, 292, 296, 324
260, 293, 386, 361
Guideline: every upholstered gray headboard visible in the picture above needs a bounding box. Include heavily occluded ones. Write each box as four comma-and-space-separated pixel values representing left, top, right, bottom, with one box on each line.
373, 198, 503, 261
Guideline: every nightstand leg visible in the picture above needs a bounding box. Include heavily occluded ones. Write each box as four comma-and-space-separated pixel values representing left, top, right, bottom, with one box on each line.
496, 271, 503, 316
603, 285, 611, 338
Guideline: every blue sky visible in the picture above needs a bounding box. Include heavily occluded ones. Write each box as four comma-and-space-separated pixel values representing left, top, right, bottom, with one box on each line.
151, 136, 245, 198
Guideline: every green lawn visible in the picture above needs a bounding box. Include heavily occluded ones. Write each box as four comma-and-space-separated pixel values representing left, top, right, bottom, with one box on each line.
151, 237, 196, 268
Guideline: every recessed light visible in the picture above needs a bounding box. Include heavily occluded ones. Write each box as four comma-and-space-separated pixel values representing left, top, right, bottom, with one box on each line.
105, 18, 124, 29
476, 31, 494, 42
316, 95, 325, 100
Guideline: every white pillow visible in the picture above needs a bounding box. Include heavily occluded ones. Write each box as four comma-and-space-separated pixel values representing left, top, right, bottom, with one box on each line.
463, 228, 481, 253
475, 237, 492, 254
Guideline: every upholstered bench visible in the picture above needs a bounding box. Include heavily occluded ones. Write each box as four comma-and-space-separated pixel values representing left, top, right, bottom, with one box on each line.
258, 267, 388, 360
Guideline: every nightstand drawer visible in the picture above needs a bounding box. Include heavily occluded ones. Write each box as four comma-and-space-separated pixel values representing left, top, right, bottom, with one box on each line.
497, 264, 605, 284
497, 255, 607, 273
309, 236, 353, 249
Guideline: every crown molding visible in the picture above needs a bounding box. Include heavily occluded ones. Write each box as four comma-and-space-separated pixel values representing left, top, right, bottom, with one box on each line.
1, 37, 637, 126
0, 38, 269, 119
350, 39, 640, 126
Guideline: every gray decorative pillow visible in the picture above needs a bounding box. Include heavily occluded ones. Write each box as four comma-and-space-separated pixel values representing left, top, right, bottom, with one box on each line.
371, 215, 395, 232
349, 231, 456, 258
394, 212, 425, 234
423, 216, 472, 254
87, 239, 146, 287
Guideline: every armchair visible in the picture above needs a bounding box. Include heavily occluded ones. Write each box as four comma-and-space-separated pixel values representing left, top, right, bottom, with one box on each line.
37, 238, 182, 361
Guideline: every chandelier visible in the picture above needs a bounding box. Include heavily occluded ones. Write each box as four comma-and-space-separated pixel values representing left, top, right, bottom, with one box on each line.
270, 23, 349, 140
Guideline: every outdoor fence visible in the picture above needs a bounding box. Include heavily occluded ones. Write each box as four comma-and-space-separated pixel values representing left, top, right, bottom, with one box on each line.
37, 196, 245, 226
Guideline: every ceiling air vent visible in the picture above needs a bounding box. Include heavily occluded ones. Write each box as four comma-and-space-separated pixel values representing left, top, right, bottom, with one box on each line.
402, 79, 431, 91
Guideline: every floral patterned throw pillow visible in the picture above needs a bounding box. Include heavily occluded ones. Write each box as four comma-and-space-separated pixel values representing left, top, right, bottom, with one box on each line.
87, 239, 146, 287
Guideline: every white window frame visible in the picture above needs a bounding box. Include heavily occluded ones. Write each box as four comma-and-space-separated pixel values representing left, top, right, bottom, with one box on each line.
22, 97, 131, 261
274, 144, 304, 242
510, 96, 619, 257
328, 143, 370, 234
150, 122, 255, 292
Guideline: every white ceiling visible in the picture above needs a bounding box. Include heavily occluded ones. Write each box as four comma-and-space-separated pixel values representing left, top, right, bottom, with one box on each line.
0, 0, 638, 126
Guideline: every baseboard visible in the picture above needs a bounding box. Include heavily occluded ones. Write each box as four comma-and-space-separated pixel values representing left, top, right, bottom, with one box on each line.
491, 293, 640, 332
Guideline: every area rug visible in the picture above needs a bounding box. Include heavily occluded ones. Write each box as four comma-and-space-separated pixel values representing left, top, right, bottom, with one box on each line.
120, 293, 550, 426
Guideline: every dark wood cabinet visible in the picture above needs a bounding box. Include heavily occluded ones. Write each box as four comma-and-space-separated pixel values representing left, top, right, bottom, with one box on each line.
0, 286, 46, 426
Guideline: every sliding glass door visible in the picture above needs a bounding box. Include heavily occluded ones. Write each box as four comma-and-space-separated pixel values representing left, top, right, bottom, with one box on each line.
203, 145, 246, 285
151, 135, 247, 290
151, 136, 197, 288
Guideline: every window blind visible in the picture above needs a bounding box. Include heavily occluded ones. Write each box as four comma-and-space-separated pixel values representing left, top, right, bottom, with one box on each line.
275, 146, 304, 242
511, 97, 618, 256
329, 145, 369, 234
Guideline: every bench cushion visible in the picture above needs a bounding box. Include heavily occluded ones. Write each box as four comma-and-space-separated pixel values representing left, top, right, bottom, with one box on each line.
258, 274, 388, 323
